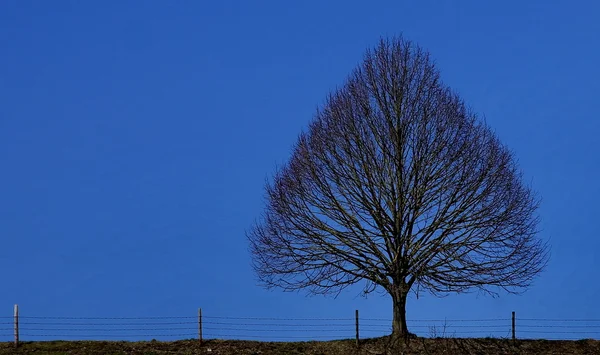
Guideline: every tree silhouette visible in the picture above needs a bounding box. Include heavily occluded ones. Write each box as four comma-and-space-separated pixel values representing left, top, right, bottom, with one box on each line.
248, 36, 549, 340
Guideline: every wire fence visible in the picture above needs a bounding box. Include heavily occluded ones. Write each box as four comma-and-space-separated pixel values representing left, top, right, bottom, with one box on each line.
2, 309, 600, 343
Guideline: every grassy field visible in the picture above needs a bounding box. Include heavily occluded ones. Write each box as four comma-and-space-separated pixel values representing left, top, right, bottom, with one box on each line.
1, 337, 600, 355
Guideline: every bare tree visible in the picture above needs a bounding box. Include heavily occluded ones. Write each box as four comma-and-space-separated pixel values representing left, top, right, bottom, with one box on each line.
248, 36, 549, 340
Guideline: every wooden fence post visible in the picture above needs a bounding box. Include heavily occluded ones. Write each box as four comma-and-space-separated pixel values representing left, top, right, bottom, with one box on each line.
14, 304, 19, 348
512, 311, 516, 341
198, 308, 203, 344
355, 309, 359, 347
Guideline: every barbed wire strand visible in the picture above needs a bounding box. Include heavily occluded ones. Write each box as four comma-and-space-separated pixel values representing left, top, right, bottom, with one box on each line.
519, 331, 600, 334
11, 317, 597, 324
20, 327, 196, 332
517, 317, 600, 323
19, 333, 197, 338
19, 321, 198, 326
19, 316, 196, 320
361, 318, 510, 322
519, 325, 600, 329
202, 316, 353, 321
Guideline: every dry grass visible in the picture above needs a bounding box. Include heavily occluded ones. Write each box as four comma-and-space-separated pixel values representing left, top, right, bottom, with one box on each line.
1, 337, 599, 354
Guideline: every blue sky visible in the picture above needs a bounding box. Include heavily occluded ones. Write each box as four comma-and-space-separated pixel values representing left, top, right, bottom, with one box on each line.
1, 0, 599, 342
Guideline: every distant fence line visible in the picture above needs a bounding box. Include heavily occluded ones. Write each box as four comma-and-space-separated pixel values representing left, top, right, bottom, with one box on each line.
3, 305, 600, 348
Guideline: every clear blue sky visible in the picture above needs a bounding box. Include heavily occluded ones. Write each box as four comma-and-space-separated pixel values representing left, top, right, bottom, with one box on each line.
1, 0, 599, 342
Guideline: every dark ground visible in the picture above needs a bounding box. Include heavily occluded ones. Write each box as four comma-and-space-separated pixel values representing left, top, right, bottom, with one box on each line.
1, 337, 599, 354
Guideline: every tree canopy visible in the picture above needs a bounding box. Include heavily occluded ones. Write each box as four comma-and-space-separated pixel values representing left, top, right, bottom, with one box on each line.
248, 36, 549, 339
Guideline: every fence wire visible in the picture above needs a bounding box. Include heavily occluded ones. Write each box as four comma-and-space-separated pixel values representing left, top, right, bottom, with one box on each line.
0, 313, 599, 342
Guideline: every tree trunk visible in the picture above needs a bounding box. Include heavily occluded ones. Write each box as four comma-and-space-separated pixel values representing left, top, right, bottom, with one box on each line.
391, 288, 409, 340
